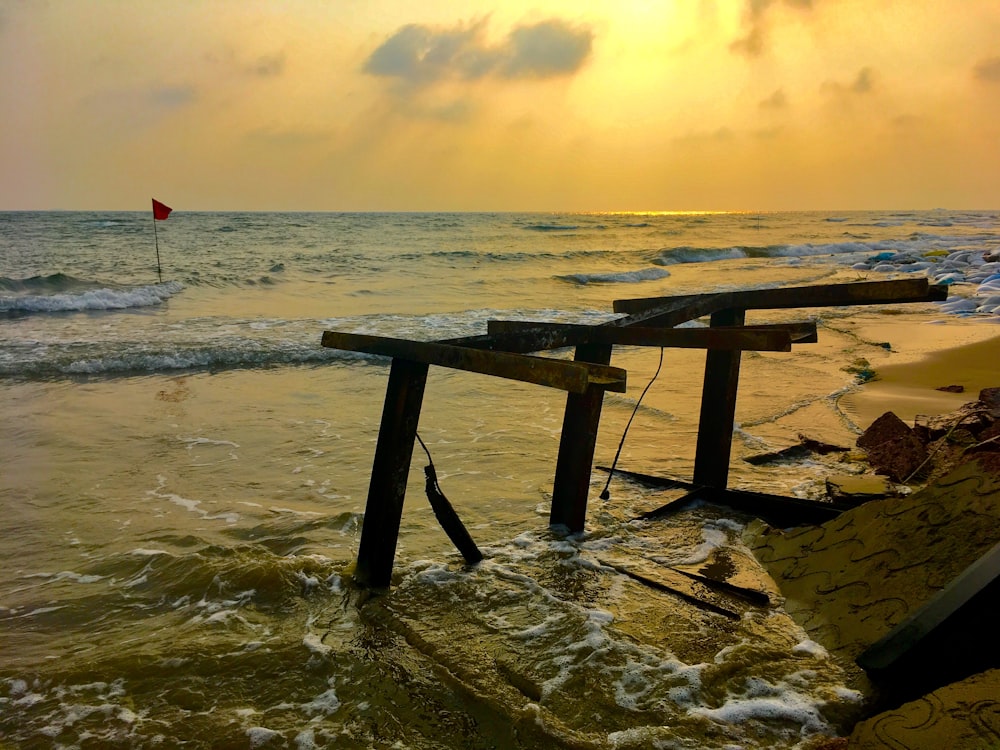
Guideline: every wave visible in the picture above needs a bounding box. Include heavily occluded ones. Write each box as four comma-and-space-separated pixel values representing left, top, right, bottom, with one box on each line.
0, 281, 183, 314
556, 267, 671, 285
522, 224, 580, 232
0, 272, 100, 294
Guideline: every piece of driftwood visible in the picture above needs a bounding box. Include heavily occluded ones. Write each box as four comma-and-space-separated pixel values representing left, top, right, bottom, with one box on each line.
599, 555, 742, 620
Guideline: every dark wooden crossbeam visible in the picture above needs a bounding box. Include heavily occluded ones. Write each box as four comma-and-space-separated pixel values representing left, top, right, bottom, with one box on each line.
321, 331, 627, 394
485, 321, 818, 352
613, 278, 947, 317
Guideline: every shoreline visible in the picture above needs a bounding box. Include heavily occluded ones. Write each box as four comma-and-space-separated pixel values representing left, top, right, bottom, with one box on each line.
837, 326, 1000, 428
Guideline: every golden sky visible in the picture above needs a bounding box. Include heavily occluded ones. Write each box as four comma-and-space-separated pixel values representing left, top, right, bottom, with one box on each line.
2, 0, 999, 211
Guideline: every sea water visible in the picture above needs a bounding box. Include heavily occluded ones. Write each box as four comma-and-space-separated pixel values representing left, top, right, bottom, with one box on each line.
1, 210, 999, 748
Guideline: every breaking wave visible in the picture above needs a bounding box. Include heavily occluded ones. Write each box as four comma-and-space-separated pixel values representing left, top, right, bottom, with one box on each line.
0, 279, 183, 314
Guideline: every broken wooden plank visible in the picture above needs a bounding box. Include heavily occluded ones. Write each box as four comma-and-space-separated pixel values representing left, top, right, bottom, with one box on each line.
600, 467, 848, 526
486, 321, 806, 352
354, 358, 429, 588
599, 555, 742, 620
321, 331, 627, 394
613, 278, 947, 317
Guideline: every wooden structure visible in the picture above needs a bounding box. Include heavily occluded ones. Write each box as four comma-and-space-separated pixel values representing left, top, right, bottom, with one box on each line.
321, 278, 946, 587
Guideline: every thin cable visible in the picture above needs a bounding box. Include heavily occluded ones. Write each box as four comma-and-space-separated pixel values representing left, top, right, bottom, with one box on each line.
600, 347, 665, 500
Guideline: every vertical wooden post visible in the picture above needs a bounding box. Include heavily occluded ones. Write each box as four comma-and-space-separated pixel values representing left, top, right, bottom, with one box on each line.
693, 308, 746, 489
354, 358, 429, 588
550, 343, 613, 532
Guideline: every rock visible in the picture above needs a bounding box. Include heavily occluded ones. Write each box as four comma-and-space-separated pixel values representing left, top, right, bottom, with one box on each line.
857, 411, 914, 450
935, 384, 965, 393
979, 387, 1000, 418
914, 402, 993, 442
865, 434, 928, 482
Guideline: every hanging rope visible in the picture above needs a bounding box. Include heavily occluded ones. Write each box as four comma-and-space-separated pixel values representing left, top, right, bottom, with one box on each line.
416, 432, 483, 565
600, 347, 665, 500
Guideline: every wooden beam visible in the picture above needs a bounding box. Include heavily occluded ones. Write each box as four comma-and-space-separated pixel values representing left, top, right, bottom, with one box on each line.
321, 331, 626, 394
613, 279, 947, 317
486, 320, 813, 352
550, 343, 612, 532
612, 292, 736, 328
599, 467, 849, 526
354, 358, 428, 588
693, 308, 746, 488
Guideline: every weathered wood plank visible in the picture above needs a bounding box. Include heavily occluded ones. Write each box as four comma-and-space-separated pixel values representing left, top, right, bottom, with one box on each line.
601, 467, 849, 525
550, 343, 612, 532
613, 278, 947, 317
693, 308, 746, 488
486, 321, 806, 352
613, 292, 736, 328
321, 331, 627, 393
599, 555, 742, 620
354, 358, 428, 588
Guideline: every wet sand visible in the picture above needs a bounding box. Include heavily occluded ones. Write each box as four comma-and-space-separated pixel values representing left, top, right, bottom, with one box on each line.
838, 325, 1000, 428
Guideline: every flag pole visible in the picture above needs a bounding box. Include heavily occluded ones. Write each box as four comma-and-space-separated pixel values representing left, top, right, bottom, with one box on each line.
153, 211, 163, 283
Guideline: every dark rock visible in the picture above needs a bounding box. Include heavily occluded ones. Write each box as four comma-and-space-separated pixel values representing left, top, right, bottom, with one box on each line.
979, 387, 1000, 418
935, 384, 965, 393
913, 402, 993, 442
966, 421, 1000, 454
864, 433, 928, 482
857, 411, 913, 450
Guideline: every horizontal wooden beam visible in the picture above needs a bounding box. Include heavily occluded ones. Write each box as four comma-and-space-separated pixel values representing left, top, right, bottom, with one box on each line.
486, 321, 818, 352
321, 331, 627, 393
613, 278, 947, 317
613, 292, 736, 328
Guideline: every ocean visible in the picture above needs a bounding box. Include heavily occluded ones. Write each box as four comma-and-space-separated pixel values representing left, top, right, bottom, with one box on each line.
1, 210, 999, 748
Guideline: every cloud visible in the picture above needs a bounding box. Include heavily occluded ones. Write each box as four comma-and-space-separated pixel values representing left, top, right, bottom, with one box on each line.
731, 0, 816, 57
502, 20, 593, 78
81, 84, 197, 132
247, 53, 286, 78
821, 67, 876, 96
759, 88, 788, 109
973, 56, 1000, 83
363, 17, 592, 87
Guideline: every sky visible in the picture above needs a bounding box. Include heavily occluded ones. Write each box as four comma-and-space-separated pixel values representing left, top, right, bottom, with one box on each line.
1, 0, 999, 212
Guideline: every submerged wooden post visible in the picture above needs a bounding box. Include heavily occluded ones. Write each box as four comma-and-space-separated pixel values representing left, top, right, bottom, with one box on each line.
693, 308, 746, 488
354, 358, 429, 588
550, 343, 613, 532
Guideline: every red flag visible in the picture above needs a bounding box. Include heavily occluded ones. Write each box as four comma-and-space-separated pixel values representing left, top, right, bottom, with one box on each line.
152, 198, 173, 220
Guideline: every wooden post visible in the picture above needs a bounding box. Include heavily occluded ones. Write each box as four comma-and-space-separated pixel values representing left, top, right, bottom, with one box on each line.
693, 308, 746, 488
354, 358, 429, 588
550, 343, 613, 532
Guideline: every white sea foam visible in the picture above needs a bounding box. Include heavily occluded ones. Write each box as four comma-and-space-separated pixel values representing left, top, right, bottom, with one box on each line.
0, 281, 183, 313
557, 267, 671, 285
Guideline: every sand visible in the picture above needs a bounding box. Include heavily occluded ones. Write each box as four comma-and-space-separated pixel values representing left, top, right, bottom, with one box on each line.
838, 326, 1000, 428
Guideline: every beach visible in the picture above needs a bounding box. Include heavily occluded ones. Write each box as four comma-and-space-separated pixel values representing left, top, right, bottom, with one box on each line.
2, 210, 999, 747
